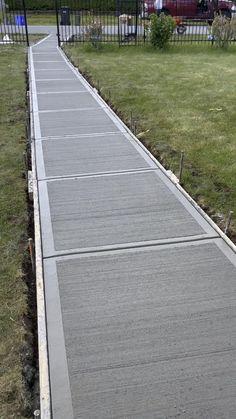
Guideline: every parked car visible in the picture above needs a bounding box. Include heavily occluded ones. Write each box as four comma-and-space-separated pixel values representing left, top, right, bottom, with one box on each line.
142, 0, 235, 19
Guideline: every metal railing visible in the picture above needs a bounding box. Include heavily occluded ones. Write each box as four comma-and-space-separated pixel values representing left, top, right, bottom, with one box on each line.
0, 0, 29, 45
53, 0, 236, 46
55, 0, 146, 45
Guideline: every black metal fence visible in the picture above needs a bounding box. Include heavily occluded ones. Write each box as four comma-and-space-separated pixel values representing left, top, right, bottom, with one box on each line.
1, 0, 235, 46
55, 0, 146, 45
55, 0, 236, 46
0, 0, 29, 45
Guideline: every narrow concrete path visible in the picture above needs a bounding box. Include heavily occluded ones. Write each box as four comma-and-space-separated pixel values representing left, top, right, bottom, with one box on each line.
30, 35, 236, 419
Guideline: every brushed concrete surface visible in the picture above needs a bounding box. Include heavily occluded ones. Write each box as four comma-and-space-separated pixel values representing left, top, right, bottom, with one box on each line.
32, 44, 58, 52
32, 52, 62, 62
37, 91, 101, 111
44, 241, 236, 418
38, 108, 121, 138
35, 79, 87, 93
34, 68, 77, 80
34, 61, 69, 70
39, 171, 210, 255
36, 133, 154, 179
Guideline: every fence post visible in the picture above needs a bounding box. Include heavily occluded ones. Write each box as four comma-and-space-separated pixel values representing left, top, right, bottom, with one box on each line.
224, 211, 233, 235
135, 0, 138, 45
178, 151, 184, 184
22, 0, 29, 46
55, 0, 61, 47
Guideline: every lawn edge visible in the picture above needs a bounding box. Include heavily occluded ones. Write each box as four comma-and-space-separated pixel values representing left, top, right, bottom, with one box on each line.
28, 46, 51, 418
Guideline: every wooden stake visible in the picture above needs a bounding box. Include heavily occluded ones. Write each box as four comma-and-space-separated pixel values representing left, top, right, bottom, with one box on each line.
23, 152, 28, 182
179, 151, 184, 184
28, 238, 35, 274
224, 210, 233, 235
130, 111, 133, 129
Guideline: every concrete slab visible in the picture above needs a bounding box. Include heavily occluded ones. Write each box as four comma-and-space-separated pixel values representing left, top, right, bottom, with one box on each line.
34, 69, 77, 80
32, 53, 62, 62
36, 133, 156, 179
38, 108, 123, 138
35, 79, 87, 93
44, 239, 236, 419
37, 91, 101, 112
33, 44, 58, 52
34, 61, 69, 70
39, 171, 217, 257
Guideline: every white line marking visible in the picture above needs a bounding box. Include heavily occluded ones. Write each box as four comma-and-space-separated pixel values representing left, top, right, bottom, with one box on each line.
37, 131, 122, 140
39, 167, 158, 182
32, 33, 52, 48
43, 235, 220, 259
35, 68, 70, 71
35, 78, 76, 81
34, 61, 64, 63
33, 52, 60, 55
38, 107, 103, 114
37, 90, 87, 95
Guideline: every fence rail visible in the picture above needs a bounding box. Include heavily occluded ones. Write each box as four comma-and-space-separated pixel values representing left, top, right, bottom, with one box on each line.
55, 0, 146, 45
0, 0, 29, 45
1, 0, 234, 46
55, 0, 236, 45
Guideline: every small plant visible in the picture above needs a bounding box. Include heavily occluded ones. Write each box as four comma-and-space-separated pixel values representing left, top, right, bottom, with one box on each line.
83, 17, 103, 48
230, 15, 236, 40
212, 14, 235, 48
150, 13, 176, 49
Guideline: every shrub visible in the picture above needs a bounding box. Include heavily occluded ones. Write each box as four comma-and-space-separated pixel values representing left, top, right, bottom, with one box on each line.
212, 14, 236, 48
83, 17, 103, 48
231, 17, 236, 40
150, 13, 176, 49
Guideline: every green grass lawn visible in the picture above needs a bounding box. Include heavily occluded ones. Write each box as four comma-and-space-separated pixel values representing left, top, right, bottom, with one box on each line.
0, 34, 47, 46
65, 43, 236, 238
27, 13, 56, 26
0, 45, 28, 418
0, 38, 44, 418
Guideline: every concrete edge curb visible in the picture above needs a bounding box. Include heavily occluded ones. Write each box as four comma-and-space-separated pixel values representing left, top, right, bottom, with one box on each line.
28, 47, 51, 419
32, 33, 53, 48
58, 46, 236, 255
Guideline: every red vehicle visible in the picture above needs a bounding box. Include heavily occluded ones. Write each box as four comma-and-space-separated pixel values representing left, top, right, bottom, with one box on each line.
142, 0, 235, 19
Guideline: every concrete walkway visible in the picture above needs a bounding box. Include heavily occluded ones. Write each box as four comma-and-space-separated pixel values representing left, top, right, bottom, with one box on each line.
30, 35, 236, 419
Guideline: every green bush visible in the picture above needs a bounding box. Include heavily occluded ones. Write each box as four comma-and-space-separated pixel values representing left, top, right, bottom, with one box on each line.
84, 17, 103, 48
212, 14, 236, 48
150, 13, 176, 49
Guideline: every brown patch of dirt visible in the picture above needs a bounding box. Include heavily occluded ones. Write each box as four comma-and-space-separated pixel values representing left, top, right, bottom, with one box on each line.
20, 192, 39, 418
19, 63, 39, 417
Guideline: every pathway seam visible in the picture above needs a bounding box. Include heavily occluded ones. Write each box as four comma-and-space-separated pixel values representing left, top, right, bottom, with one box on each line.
43, 234, 220, 260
